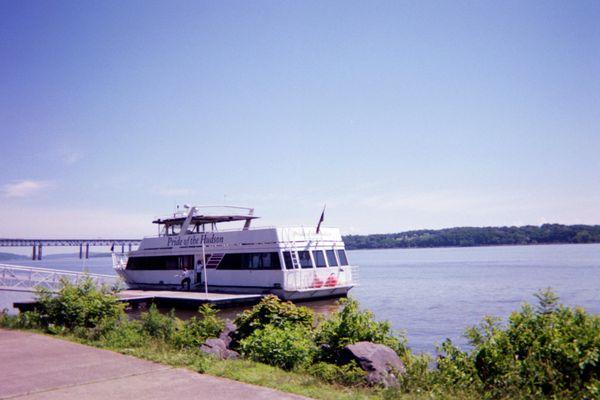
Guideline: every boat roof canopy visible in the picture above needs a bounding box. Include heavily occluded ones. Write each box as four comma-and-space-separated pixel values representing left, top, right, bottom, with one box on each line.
153, 215, 259, 225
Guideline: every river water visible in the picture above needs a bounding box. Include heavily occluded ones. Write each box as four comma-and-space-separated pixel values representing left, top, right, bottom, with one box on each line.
2, 243, 599, 354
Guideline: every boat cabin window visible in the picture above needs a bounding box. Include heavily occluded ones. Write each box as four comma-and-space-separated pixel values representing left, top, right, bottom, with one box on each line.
160, 224, 185, 236
312, 250, 327, 268
282, 251, 294, 269
325, 250, 338, 267
337, 249, 349, 266
217, 252, 282, 270
298, 251, 313, 269
126, 256, 189, 270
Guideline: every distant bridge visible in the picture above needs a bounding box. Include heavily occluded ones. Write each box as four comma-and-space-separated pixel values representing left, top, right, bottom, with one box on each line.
0, 238, 141, 260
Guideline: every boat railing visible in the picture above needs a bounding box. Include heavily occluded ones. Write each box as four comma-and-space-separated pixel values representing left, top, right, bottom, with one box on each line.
112, 253, 128, 270
0, 263, 118, 292
146, 225, 339, 238
283, 265, 359, 291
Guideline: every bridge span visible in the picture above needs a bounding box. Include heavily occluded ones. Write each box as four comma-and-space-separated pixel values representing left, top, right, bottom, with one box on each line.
0, 238, 141, 260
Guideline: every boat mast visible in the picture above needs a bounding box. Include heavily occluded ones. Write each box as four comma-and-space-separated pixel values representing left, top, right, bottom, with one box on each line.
202, 240, 208, 294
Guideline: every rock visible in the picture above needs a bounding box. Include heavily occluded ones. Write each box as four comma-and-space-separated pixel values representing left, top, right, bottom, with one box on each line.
219, 320, 237, 348
340, 341, 405, 387
200, 338, 240, 360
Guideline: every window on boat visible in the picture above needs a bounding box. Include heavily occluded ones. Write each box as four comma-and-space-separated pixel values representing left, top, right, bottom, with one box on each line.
337, 249, 349, 266
312, 250, 327, 268
126, 255, 198, 270
297, 251, 313, 269
217, 252, 282, 270
282, 251, 294, 269
325, 250, 338, 267
126, 256, 181, 270
181, 255, 194, 269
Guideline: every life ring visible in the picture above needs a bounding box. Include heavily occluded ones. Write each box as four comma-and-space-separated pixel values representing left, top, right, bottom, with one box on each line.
312, 277, 324, 288
324, 274, 338, 287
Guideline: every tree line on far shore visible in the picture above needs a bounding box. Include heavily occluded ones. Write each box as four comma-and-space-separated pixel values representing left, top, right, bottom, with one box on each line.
342, 223, 600, 250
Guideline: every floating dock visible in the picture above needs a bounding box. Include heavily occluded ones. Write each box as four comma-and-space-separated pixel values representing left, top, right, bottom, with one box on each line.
117, 290, 265, 308
12, 290, 265, 312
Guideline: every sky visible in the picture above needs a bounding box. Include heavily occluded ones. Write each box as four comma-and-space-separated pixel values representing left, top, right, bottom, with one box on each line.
1, 0, 599, 239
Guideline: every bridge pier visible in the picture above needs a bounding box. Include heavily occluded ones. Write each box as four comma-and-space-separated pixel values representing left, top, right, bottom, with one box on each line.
85, 243, 89, 259
32, 244, 37, 260
79, 244, 83, 259
129, 243, 132, 252
121, 244, 125, 254
37, 243, 42, 260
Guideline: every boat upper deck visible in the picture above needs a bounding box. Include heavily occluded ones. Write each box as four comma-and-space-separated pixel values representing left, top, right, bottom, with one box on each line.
136, 206, 345, 254
136, 226, 344, 253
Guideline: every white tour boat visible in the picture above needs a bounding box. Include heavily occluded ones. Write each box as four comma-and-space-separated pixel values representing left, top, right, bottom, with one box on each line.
112, 206, 358, 300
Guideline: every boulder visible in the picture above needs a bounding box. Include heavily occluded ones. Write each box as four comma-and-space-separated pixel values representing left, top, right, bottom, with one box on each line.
219, 320, 237, 348
340, 341, 405, 387
200, 338, 239, 360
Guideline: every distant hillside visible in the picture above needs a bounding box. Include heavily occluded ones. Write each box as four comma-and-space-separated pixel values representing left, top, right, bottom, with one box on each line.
343, 224, 600, 250
0, 252, 28, 261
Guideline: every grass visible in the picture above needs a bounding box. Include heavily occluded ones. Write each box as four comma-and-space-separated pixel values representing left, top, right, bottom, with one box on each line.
83, 334, 380, 399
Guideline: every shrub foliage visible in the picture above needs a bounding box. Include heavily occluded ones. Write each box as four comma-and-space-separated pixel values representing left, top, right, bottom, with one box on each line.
173, 304, 225, 348
240, 323, 316, 370
315, 298, 408, 364
437, 289, 600, 399
232, 294, 313, 346
36, 277, 125, 332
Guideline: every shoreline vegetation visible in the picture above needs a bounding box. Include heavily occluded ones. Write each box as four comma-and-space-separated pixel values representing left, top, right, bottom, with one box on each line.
343, 223, 600, 250
1, 279, 599, 399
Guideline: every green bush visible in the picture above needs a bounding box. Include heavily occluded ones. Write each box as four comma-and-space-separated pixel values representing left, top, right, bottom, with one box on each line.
232, 295, 313, 347
436, 289, 600, 399
173, 304, 225, 348
434, 338, 481, 392
36, 277, 125, 333
98, 319, 147, 349
307, 361, 367, 385
139, 304, 176, 341
239, 323, 316, 370
0, 309, 23, 329
315, 298, 407, 364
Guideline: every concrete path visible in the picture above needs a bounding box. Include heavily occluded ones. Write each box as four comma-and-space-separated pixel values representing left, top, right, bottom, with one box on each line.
0, 330, 309, 400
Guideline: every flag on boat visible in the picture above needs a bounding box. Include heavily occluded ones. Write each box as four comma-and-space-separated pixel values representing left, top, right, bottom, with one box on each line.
316, 205, 326, 234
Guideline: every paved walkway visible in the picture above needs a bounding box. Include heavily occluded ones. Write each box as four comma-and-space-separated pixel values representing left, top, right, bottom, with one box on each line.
0, 330, 309, 400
